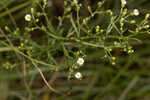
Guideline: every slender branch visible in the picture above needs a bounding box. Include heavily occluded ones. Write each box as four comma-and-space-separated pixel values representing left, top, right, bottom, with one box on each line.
23, 60, 32, 100
0, 28, 22, 61
30, 58, 63, 95
0, 28, 64, 96
0, 28, 32, 99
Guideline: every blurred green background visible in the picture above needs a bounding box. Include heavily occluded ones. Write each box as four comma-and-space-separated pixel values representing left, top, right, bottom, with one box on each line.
1, 0, 150, 100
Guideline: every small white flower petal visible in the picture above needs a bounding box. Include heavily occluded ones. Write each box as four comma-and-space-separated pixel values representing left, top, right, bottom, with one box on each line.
25, 14, 31, 21
133, 9, 139, 16
75, 72, 82, 79
77, 57, 84, 66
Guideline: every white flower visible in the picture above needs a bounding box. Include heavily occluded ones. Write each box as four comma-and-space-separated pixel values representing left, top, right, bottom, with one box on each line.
121, 0, 127, 5
25, 14, 31, 21
77, 57, 84, 66
75, 72, 82, 79
133, 9, 139, 16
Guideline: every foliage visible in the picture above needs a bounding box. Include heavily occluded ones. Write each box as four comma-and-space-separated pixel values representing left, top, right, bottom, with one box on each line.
1, 0, 150, 100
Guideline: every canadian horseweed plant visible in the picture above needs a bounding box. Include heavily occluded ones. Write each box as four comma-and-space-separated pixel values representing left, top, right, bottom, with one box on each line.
1, 0, 150, 82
